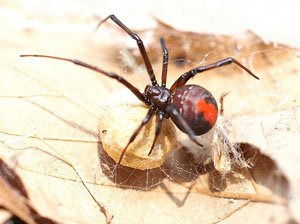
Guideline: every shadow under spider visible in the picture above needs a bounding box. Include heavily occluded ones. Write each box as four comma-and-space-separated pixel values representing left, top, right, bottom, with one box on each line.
98, 140, 213, 191
98, 141, 216, 207
98, 139, 290, 206
207, 143, 290, 201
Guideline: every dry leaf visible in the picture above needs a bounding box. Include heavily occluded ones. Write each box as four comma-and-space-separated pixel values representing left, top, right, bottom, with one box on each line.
0, 209, 12, 223
1, 1, 300, 224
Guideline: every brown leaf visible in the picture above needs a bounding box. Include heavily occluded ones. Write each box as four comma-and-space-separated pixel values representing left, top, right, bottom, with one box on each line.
0, 158, 58, 224
0, 1, 299, 224
0, 209, 12, 223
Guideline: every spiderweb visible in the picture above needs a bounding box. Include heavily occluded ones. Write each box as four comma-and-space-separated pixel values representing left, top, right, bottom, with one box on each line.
0, 1, 298, 224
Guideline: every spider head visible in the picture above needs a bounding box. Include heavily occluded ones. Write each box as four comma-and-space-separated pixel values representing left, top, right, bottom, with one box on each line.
144, 85, 160, 96
144, 85, 171, 111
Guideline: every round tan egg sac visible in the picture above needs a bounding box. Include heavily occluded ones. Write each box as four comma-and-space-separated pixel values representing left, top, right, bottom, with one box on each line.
99, 103, 178, 170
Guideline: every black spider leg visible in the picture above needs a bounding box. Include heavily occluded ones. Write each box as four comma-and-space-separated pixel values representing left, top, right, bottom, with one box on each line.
160, 37, 168, 87
148, 111, 164, 156
170, 57, 259, 92
147, 37, 169, 155
219, 91, 230, 116
96, 14, 158, 86
20, 55, 148, 103
118, 107, 156, 164
166, 105, 203, 147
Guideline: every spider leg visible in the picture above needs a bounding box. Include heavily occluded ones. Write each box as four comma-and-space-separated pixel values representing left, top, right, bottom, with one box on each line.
166, 105, 203, 147
148, 111, 164, 156
20, 55, 147, 103
160, 37, 169, 87
170, 57, 259, 92
118, 107, 155, 164
96, 15, 158, 86
219, 91, 230, 116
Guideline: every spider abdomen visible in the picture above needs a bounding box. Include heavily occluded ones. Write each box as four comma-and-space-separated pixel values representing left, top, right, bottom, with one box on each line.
170, 85, 218, 135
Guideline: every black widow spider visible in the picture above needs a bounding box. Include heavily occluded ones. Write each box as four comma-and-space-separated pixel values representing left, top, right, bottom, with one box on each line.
21, 15, 259, 166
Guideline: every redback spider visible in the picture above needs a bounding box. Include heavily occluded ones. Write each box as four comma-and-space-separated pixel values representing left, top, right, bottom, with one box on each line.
20, 15, 259, 166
